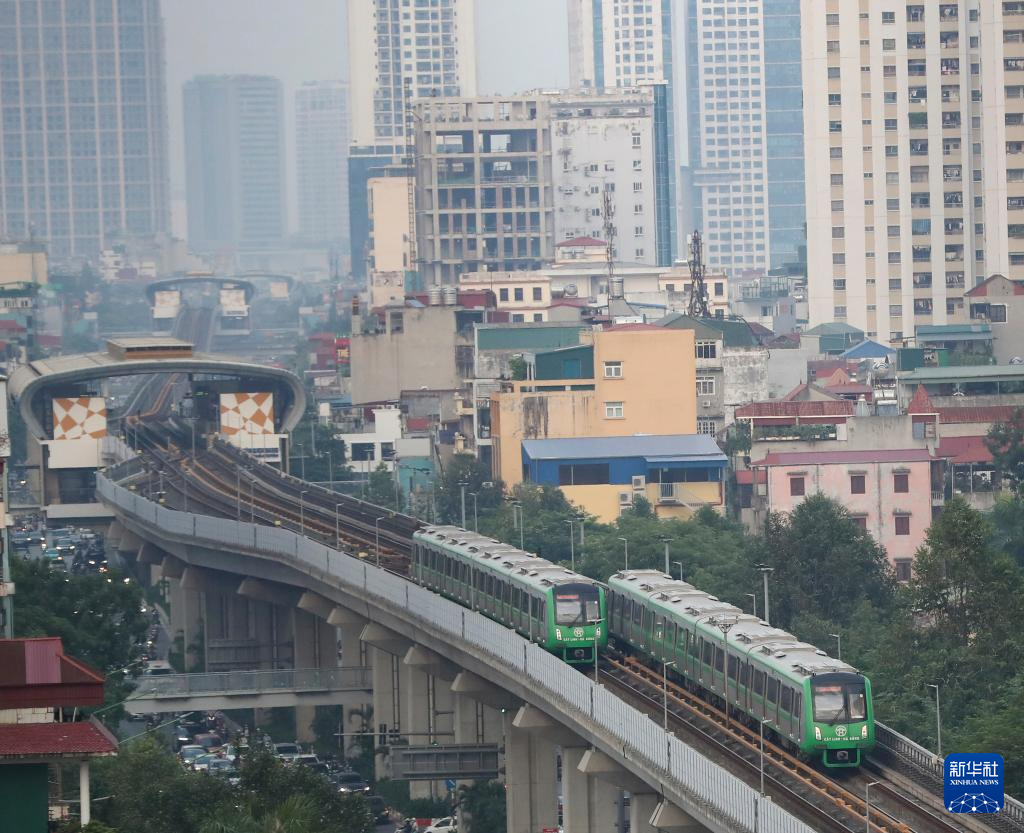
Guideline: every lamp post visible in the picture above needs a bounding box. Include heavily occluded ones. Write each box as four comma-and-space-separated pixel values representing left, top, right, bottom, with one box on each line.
662, 660, 677, 729
336, 503, 344, 550
459, 481, 467, 529
865, 781, 880, 833
927, 683, 942, 759
760, 719, 773, 796
511, 501, 524, 550
591, 618, 604, 683
375, 516, 385, 567
755, 565, 774, 625
249, 477, 255, 523
299, 490, 308, 536
710, 614, 739, 729
660, 538, 671, 576
747, 593, 758, 618
469, 492, 479, 532
618, 537, 629, 570
674, 560, 684, 582
296, 443, 306, 481
235, 468, 241, 520
326, 451, 334, 492
566, 519, 576, 571
830, 633, 842, 661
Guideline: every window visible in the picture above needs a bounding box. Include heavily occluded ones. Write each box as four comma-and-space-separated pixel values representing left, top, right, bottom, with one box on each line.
605, 401, 624, 419
696, 376, 716, 396
895, 515, 911, 535
697, 419, 717, 436
532, 286, 543, 301
895, 559, 912, 582
499, 288, 509, 302
513, 287, 524, 302
850, 474, 866, 494
790, 476, 806, 497
696, 340, 717, 360
603, 361, 623, 378
852, 515, 868, 531
893, 472, 909, 492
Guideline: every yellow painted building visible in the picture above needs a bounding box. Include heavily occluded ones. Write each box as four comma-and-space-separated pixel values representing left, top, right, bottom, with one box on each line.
459, 270, 553, 322
367, 175, 412, 273
491, 324, 698, 488
0, 243, 47, 286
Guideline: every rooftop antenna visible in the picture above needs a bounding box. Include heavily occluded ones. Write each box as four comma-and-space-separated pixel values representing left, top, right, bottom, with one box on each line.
603, 188, 617, 294
687, 229, 711, 318
403, 77, 418, 277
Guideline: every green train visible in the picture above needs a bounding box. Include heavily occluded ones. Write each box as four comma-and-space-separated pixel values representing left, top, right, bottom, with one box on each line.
411, 525, 608, 664
608, 570, 875, 767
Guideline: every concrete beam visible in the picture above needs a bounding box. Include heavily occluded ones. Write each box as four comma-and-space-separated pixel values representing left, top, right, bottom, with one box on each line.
297, 591, 334, 620
650, 800, 702, 832
360, 623, 412, 656
159, 555, 185, 579
105, 520, 124, 548
578, 748, 650, 795
511, 704, 581, 747
327, 606, 368, 627
450, 671, 520, 711
180, 565, 219, 591
136, 541, 164, 566
236, 577, 302, 607
403, 645, 459, 681
117, 528, 142, 554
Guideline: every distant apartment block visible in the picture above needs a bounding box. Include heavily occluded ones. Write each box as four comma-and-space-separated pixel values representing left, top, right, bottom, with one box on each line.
295, 81, 350, 247
183, 75, 286, 255
0, 0, 170, 260
802, 1, 1024, 341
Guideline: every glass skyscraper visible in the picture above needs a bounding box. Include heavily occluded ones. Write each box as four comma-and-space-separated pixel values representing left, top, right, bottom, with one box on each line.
0, 0, 169, 261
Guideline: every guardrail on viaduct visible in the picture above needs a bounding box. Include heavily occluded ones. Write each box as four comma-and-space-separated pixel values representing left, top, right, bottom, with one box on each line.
99, 473, 816, 833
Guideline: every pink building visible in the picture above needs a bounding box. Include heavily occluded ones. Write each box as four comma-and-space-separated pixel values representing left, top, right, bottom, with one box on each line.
749, 449, 939, 581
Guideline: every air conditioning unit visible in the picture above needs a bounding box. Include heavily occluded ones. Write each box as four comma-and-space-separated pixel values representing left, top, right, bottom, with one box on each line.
618, 492, 633, 506
631, 475, 646, 490
702, 400, 713, 409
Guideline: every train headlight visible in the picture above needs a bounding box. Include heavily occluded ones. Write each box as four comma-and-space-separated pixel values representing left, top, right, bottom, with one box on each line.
555, 629, 562, 641
814, 726, 821, 741
861, 725, 868, 738
595, 627, 601, 638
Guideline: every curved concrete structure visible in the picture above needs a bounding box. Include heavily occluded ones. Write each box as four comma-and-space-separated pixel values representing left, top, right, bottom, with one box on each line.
234, 271, 296, 291
145, 275, 257, 304
9, 352, 306, 440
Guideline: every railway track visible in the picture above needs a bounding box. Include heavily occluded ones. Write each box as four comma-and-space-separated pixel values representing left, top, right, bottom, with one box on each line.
116, 411, 1023, 833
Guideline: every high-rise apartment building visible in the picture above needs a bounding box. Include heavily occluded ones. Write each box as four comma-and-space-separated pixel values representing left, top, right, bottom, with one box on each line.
295, 81, 350, 248
414, 96, 555, 285
0, 0, 170, 261
802, 2, 1021, 342
347, 0, 478, 278
567, 0, 679, 262
183, 75, 285, 254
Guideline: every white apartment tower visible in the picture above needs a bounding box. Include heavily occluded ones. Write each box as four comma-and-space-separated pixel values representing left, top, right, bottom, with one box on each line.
347, 0, 478, 147
295, 81, 350, 247
803, 1, 1024, 342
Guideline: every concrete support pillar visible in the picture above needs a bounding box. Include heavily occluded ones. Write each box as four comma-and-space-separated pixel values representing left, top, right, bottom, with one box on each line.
293, 609, 318, 744
453, 693, 481, 744
371, 647, 399, 780
503, 710, 559, 833
79, 761, 91, 826
561, 747, 620, 833
402, 662, 432, 800
332, 611, 369, 758
629, 793, 659, 833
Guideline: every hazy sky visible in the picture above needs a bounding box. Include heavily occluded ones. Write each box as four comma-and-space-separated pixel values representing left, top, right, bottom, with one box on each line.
163, 0, 568, 235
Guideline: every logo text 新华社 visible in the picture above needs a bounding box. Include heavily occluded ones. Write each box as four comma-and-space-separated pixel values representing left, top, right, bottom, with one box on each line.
944, 753, 1004, 814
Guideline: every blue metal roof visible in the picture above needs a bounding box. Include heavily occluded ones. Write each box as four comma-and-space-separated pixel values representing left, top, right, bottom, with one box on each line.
521, 434, 726, 464
840, 339, 896, 359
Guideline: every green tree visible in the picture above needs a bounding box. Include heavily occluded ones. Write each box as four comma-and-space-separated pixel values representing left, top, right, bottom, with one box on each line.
459, 781, 506, 833
508, 355, 528, 380
990, 492, 1024, 568
911, 498, 1023, 649
434, 453, 504, 525
957, 672, 1024, 796
11, 555, 147, 674
762, 495, 895, 630
985, 407, 1024, 495
365, 462, 402, 510
200, 795, 322, 833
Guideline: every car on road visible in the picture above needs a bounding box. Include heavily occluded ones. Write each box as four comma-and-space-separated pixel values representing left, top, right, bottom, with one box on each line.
291, 754, 320, 768
191, 753, 220, 772
424, 818, 457, 833
207, 758, 240, 784
332, 771, 371, 794
11, 532, 31, 549
178, 745, 206, 767
273, 742, 300, 761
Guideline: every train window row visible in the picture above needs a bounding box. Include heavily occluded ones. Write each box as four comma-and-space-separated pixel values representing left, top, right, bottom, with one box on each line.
414, 543, 547, 631
612, 591, 804, 734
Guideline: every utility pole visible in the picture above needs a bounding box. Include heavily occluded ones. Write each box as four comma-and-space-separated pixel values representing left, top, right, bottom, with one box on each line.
756, 565, 774, 625
687, 230, 711, 318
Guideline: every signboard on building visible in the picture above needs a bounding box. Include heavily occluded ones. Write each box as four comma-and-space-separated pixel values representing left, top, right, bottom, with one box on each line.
219, 288, 248, 316
52, 397, 107, 440
270, 280, 290, 300
153, 290, 181, 320
219, 393, 281, 462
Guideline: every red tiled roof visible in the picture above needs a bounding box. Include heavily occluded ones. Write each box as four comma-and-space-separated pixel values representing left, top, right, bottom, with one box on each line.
825, 383, 872, 394
937, 406, 1019, 424
735, 400, 855, 418
0, 719, 117, 758
405, 416, 433, 432
937, 435, 993, 464
556, 236, 605, 248
753, 448, 933, 466
0, 320, 26, 331
907, 384, 935, 414
964, 274, 1024, 297
548, 298, 589, 308
735, 469, 767, 485
0, 638, 105, 709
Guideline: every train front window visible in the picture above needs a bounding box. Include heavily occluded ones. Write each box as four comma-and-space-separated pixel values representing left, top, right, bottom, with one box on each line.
555, 584, 600, 625
813, 679, 868, 723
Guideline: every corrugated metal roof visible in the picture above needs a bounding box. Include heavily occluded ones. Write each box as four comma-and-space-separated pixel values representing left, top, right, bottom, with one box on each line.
937, 436, 993, 464
521, 434, 726, 463
735, 400, 854, 418
476, 324, 586, 351
899, 365, 1024, 382
753, 449, 933, 466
